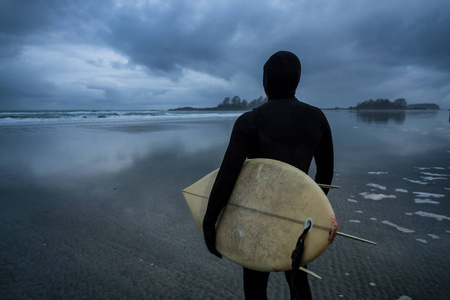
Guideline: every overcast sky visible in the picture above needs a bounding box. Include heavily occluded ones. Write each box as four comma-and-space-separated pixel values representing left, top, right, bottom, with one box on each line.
1, 0, 449, 110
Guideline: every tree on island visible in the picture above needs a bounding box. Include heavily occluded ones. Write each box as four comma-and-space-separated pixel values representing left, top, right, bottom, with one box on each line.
393, 98, 407, 108
169, 95, 268, 111
216, 95, 267, 110
350, 98, 407, 110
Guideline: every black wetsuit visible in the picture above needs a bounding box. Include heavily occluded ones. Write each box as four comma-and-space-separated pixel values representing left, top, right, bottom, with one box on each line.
203, 51, 334, 300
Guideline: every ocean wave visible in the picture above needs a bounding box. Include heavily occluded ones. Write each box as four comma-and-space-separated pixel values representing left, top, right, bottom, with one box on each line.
0, 110, 243, 125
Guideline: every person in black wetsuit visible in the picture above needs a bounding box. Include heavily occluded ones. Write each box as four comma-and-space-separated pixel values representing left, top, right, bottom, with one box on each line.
202, 51, 334, 300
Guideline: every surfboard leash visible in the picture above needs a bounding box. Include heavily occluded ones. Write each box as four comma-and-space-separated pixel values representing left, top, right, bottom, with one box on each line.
290, 223, 312, 299
291, 223, 311, 271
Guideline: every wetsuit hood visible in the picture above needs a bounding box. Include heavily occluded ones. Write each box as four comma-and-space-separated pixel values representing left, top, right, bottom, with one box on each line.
263, 51, 301, 100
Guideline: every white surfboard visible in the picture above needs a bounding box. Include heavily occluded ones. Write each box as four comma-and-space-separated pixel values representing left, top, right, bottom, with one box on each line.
182, 158, 338, 272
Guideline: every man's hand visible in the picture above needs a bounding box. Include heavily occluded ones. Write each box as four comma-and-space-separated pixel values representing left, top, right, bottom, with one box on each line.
203, 224, 222, 259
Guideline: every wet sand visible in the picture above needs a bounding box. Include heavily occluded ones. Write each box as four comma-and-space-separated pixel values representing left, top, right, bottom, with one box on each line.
1, 114, 449, 299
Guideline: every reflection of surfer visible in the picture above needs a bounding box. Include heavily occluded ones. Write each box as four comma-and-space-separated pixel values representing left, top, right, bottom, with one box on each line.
203, 51, 334, 299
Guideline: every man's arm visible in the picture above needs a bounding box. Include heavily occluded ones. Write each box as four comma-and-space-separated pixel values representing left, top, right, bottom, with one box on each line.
202, 112, 255, 257
314, 125, 334, 195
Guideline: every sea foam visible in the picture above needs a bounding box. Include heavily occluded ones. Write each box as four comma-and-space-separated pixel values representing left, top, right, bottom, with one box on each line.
414, 211, 450, 221
413, 192, 445, 198
420, 172, 449, 177
403, 178, 428, 185
367, 183, 387, 190
381, 220, 415, 233
360, 192, 396, 201
414, 199, 440, 204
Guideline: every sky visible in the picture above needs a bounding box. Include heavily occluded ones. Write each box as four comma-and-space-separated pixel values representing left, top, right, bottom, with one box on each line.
1, 0, 449, 110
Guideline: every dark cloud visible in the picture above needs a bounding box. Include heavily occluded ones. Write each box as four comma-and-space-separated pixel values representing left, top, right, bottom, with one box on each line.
101, 1, 271, 79
0, 1, 57, 36
0, 0, 449, 110
0, 63, 57, 110
0, 0, 109, 58
350, 1, 450, 71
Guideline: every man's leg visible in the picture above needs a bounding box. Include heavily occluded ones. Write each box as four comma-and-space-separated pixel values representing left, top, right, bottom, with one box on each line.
285, 267, 312, 300
243, 267, 270, 300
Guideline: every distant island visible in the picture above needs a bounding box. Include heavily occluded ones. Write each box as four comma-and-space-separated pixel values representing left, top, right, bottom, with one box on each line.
170, 96, 440, 111
169, 96, 267, 111
349, 98, 440, 110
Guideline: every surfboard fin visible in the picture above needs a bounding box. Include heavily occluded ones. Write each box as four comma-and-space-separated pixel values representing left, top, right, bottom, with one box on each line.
317, 183, 340, 189
299, 267, 322, 279
337, 231, 377, 245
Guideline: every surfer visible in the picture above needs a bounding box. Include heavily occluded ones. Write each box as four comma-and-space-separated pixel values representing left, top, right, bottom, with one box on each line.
203, 51, 334, 299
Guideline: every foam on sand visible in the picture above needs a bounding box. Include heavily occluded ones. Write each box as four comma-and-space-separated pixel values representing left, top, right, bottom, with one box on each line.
360, 192, 397, 201
414, 199, 440, 204
413, 211, 450, 221
415, 167, 447, 170
409, 169, 449, 182
412, 192, 445, 198
403, 178, 428, 185
421, 176, 448, 181
420, 172, 449, 177
366, 183, 386, 190
381, 220, 415, 233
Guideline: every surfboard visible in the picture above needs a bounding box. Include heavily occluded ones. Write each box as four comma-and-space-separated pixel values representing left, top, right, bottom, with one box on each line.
182, 158, 338, 272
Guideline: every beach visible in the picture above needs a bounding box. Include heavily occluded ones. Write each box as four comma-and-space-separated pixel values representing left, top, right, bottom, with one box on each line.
1, 110, 449, 299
